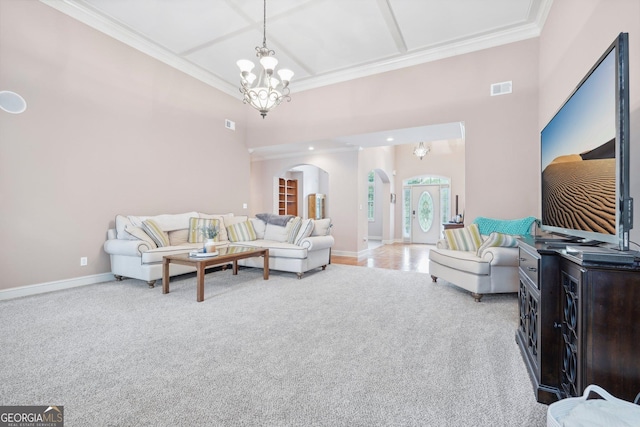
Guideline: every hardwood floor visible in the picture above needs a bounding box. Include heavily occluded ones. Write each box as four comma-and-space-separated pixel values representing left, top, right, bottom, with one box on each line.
331, 242, 435, 274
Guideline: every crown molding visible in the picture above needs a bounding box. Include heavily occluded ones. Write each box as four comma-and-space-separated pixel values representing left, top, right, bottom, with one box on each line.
292, 22, 543, 92
40, 0, 548, 96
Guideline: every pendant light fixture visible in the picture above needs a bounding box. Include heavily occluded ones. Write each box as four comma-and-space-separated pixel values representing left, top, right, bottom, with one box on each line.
413, 142, 430, 160
237, 0, 293, 118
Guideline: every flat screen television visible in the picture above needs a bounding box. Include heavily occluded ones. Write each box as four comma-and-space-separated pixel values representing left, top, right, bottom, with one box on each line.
540, 32, 633, 251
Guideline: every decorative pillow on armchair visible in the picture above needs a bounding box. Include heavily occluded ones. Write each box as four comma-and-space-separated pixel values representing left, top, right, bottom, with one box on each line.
443, 223, 483, 252
476, 232, 519, 256
473, 216, 536, 236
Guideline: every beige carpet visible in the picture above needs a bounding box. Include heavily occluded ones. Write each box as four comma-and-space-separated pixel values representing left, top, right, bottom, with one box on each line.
0, 264, 547, 426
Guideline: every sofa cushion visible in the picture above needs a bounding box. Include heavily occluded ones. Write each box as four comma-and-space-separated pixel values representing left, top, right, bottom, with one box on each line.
250, 218, 266, 239
444, 223, 483, 252
227, 220, 257, 242
130, 212, 197, 232
311, 218, 331, 236
116, 215, 136, 240
168, 229, 189, 246
476, 232, 519, 256
429, 248, 490, 276
294, 218, 314, 245
238, 240, 308, 259
226, 215, 249, 226
124, 225, 158, 249
141, 219, 170, 247
264, 221, 291, 242
188, 217, 221, 243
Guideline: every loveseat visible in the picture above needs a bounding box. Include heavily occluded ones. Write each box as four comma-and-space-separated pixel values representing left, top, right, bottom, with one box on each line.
103, 212, 334, 287
428, 217, 536, 302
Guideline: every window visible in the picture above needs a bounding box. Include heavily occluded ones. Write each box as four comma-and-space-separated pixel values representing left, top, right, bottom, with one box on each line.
368, 171, 375, 221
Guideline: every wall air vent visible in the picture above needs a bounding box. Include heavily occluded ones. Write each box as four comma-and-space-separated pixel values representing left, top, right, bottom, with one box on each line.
225, 119, 236, 130
490, 81, 512, 96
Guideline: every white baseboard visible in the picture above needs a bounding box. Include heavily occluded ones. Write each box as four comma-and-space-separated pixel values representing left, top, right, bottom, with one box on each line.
0, 273, 115, 301
331, 250, 358, 257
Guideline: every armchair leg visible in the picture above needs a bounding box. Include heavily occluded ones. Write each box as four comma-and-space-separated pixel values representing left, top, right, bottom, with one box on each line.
431, 275, 438, 282
114, 275, 124, 281
471, 292, 483, 302
147, 280, 156, 288
296, 273, 304, 279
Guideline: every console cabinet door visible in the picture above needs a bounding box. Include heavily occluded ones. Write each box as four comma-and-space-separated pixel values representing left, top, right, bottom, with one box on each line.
559, 261, 583, 397
559, 258, 640, 402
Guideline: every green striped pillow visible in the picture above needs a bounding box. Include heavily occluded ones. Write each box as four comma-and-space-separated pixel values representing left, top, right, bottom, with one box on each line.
188, 217, 220, 243
141, 219, 170, 247
227, 220, 257, 242
286, 217, 302, 243
476, 232, 519, 256
444, 223, 483, 252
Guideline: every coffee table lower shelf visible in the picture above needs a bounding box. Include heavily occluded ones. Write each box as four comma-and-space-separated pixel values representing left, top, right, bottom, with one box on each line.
162, 246, 269, 302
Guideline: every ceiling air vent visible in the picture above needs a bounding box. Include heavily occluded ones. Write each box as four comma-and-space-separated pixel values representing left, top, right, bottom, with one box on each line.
490, 81, 512, 96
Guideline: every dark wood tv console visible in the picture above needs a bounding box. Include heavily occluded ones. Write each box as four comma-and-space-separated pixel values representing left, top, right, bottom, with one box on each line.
516, 236, 640, 404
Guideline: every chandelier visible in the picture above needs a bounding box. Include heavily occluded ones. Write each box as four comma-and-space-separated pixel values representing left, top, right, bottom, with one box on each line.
413, 142, 430, 160
237, 0, 294, 118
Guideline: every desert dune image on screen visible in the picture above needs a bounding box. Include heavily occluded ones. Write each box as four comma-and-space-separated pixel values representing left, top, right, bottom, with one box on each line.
541, 50, 616, 235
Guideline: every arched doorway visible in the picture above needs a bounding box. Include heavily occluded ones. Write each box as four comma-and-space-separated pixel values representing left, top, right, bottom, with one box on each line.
275, 164, 329, 219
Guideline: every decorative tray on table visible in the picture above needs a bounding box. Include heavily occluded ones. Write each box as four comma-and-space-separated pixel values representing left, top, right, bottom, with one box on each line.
188, 250, 219, 258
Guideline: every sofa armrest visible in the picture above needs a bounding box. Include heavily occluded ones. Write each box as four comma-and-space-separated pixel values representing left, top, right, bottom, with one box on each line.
298, 235, 334, 251
104, 239, 153, 256
436, 239, 449, 249
478, 246, 519, 266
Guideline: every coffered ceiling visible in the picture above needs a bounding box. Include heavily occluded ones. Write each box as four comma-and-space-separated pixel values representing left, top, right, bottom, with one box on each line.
42, 0, 552, 97
41, 0, 552, 158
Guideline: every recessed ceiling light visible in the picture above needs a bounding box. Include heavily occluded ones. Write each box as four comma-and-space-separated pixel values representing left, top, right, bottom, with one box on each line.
386, 137, 394, 142
308, 146, 314, 150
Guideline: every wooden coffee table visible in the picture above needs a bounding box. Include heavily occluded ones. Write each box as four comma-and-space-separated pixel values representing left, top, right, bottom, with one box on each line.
162, 245, 269, 302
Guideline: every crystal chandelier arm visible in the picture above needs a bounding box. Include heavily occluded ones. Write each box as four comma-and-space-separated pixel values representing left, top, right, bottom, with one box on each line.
277, 69, 294, 87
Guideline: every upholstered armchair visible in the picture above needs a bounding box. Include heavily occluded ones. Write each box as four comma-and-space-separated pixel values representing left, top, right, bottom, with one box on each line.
428, 217, 536, 302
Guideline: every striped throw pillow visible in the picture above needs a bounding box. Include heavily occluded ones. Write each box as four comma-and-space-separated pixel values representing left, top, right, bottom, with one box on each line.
188, 217, 220, 243
286, 217, 302, 243
227, 220, 257, 242
141, 219, 170, 247
476, 232, 519, 256
294, 219, 315, 245
444, 223, 483, 252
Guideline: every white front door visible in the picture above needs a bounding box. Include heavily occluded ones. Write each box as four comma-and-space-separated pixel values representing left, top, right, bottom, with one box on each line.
411, 185, 441, 244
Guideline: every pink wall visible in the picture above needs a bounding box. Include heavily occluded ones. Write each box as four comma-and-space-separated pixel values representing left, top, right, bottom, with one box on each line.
0, 1, 250, 289
3, 0, 637, 291
539, 0, 640, 246
247, 39, 540, 253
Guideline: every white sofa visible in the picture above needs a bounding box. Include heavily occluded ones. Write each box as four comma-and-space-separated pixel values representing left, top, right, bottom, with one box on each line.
428, 217, 536, 302
103, 212, 334, 287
